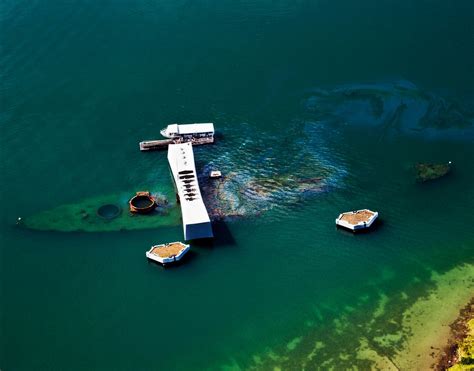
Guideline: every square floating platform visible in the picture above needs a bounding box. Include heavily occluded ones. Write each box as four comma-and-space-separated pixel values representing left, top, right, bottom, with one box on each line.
336, 209, 378, 232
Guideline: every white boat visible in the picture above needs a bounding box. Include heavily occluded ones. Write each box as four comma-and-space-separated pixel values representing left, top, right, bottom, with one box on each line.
145, 242, 190, 265
209, 170, 222, 178
160, 123, 215, 140
335, 209, 378, 232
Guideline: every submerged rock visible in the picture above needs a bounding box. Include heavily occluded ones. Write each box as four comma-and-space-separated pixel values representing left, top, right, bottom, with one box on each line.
415, 162, 452, 182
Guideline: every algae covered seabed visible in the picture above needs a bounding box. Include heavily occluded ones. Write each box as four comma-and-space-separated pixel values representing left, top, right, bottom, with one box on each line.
226, 263, 474, 370
2, 0, 474, 370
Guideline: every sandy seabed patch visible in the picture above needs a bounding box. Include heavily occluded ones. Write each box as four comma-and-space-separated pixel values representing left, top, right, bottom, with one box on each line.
225, 263, 474, 370
359, 263, 474, 370
393, 264, 474, 369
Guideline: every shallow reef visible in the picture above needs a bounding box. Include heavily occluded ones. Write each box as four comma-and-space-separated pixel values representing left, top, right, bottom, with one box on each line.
222, 263, 474, 370
440, 299, 474, 370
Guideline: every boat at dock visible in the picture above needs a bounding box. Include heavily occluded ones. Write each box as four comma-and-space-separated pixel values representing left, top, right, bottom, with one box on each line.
160, 123, 214, 140
335, 209, 378, 232
209, 170, 222, 178
139, 123, 215, 151
145, 242, 190, 265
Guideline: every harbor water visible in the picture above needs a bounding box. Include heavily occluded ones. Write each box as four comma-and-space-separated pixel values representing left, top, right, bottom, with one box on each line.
1, 0, 473, 369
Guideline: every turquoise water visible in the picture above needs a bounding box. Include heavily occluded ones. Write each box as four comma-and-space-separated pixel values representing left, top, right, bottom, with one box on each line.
1, 1, 473, 370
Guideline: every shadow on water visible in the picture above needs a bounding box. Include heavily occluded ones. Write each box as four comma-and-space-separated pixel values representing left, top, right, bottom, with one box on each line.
146, 221, 237, 269
335, 218, 384, 235
146, 249, 199, 269
191, 221, 236, 248
214, 131, 224, 141
415, 172, 455, 188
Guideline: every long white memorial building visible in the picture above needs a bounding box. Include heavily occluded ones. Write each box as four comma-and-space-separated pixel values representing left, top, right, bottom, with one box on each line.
167, 142, 213, 241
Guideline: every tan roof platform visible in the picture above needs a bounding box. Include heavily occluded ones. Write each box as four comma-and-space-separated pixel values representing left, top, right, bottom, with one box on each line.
336, 209, 378, 232
146, 242, 190, 265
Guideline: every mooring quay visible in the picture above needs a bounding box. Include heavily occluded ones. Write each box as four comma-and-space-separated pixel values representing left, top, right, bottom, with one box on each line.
167, 142, 213, 240
140, 123, 215, 151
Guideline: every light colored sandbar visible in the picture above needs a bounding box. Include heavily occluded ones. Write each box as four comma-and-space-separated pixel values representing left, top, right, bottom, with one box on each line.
228, 264, 474, 370
393, 264, 474, 370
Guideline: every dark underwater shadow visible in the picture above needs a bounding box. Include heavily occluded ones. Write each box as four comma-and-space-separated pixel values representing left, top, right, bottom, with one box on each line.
214, 131, 224, 141
146, 249, 199, 269
336, 218, 384, 235
414, 170, 455, 188
190, 220, 236, 248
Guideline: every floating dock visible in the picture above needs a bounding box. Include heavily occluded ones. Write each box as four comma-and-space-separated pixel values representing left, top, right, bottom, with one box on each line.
168, 142, 213, 240
139, 139, 174, 151
336, 209, 378, 232
145, 242, 190, 265
139, 137, 214, 151
140, 123, 215, 151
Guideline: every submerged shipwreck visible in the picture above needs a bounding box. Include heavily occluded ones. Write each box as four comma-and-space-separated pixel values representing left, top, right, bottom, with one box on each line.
25, 90, 464, 243
22, 191, 180, 232
17, 81, 471, 270
129, 191, 157, 213
201, 173, 329, 220
415, 162, 452, 182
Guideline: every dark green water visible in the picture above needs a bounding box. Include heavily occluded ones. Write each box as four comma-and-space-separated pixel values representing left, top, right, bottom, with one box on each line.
1, 1, 473, 370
